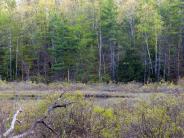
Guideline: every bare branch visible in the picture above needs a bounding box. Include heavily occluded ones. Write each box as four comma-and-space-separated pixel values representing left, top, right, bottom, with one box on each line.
3, 108, 22, 137
59, 90, 68, 98
48, 102, 75, 114
39, 119, 58, 135
16, 120, 22, 125
12, 130, 34, 138
13, 94, 74, 138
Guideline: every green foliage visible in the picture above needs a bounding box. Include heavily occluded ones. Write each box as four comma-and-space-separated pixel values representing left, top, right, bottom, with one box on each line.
30, 75, 46, 83
3, 92, 184, 137
0, 0, 183, 82
117, 48, 144, 82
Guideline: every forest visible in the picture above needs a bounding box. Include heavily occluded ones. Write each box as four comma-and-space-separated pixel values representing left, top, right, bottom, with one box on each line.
0, 0, 183, 83
1, 0, 184, 138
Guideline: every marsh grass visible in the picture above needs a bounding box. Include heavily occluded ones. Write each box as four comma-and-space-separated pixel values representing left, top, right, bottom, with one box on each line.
1, 82, 184, 137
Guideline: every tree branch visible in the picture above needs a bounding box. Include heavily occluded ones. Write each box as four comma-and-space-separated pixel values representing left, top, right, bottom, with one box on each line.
48, 102, 75, 114
3, 108, 22, 137
12, 94, 74, 138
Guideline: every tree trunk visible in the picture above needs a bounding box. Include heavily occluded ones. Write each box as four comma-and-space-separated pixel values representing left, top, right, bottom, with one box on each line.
163, 52, 166, 80
110, 41, 116, 81
37, 57, 40, 76
16, 39, 19, 79
21, 60, 24, 81
26, 65, 30, 81
157, 43, 160, 81
9, 30, 12, 81
168, 45, 171, 78
177, 45, 180, 80
144, 53, 147, 84
177, 34, 182, 80
129, 18, 135, 47
144, 33, 153, 75
98, 27, 102, 82
102, 53, 106, 74
155, 31, 158, 80
67, 68, 70, 82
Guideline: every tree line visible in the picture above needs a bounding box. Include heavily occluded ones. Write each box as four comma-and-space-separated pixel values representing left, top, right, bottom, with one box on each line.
0, 0, 183, 83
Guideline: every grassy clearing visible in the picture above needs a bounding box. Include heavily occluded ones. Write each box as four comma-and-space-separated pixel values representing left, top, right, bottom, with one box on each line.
1, 81, 184, 137
1, 92, 184, 137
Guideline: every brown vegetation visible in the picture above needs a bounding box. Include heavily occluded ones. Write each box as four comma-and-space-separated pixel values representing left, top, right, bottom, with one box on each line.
1, 88, 184, 137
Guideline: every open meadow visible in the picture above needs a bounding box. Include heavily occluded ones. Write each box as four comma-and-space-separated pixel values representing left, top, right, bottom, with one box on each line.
1, 81, 184, 137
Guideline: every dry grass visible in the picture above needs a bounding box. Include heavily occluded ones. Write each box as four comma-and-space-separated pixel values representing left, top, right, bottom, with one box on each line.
1, 81, 184, 137
1, 93, 184, 137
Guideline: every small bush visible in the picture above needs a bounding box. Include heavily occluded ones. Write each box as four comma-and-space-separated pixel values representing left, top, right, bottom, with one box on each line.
3, 93, 184, 138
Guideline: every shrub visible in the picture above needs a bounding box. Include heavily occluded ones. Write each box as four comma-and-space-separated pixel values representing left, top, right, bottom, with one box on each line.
3, 93, 184, 138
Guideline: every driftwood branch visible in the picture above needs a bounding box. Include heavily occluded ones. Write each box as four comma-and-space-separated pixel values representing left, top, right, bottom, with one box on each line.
3, 108, 22, 137
12, 118, 57, 138
2, 92, 73, 138
12, 93, 74, 138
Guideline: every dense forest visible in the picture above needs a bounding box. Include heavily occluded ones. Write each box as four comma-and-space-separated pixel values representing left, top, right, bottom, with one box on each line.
0, 0, 183, 83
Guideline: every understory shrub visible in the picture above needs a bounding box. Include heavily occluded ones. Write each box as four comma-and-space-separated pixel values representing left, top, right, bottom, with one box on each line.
2, 93, 184, 138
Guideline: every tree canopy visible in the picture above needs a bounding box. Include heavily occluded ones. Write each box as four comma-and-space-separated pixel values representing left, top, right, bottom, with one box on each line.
0, 0, 183, 83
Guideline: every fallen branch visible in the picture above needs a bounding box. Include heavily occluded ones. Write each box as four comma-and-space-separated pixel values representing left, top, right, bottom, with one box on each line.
48, 102, 75, 114
3, 108, 22, 137
12, 118, 57, 138
12, 93, 74, 138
